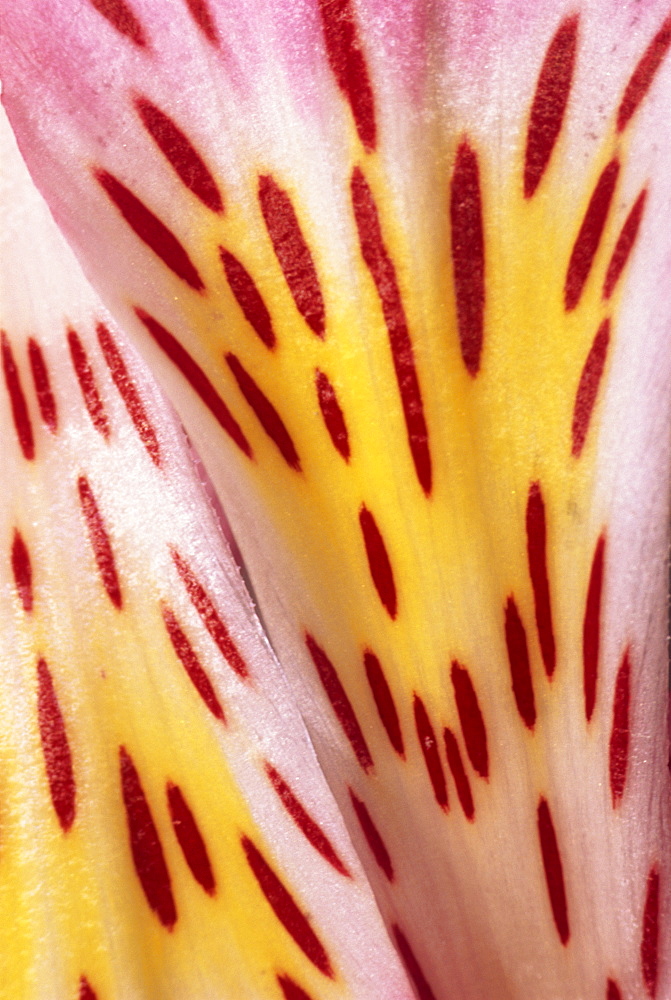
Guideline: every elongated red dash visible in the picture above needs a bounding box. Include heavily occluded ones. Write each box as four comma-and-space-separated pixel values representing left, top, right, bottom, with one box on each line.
364, 649, 404, 757
315, 369, 350, 461
2, 331, 34, 460
37, 658, 76, 832
537, 796, 570, 945
95, 170, 204, 291
603, 190, 647, 300
450, 141, 485, 376
119, 746, 177, 929
524, 15, 579, 199
225, 353, 300, 470
88, 0, 147, 46
183, 0, 219, 44
642, 867, 660, 996
79, 977, 99, 1000
134, 308, 252, 457
97, 323, 160, 465
220, 248, 275, 348
305, 633, 373, 772
572, 318, 610, 457
564, 159, 619, 311
450, 660, 489, 778
67, 328, 110, 440
28, 338, 57, 433
609, 647, 631, 807
413, 693, 448, 810
618, 15, 671, 132
359, 505, 397, 619
607, 980, 623, 1000
526, 481, 556, 677
504, 597, 536, 730
349, 787, 394, 881
351, 166, 432, 494
166, 781, 216, 895
162, 605, 225, 721
77, 476, 122, 608
11, 529, 33, 612
443, 728, 474, 821
241, 835, 334, 977
317, 0, 376, 152
583, 533, 605, 723
135, 97, 223, 214
277, 975, 315, 1000
392, 925, 438, 1000
258, 174, 325, 337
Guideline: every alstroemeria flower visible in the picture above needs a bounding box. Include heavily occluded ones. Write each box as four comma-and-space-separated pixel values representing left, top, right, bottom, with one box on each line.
3, 1, 671, 998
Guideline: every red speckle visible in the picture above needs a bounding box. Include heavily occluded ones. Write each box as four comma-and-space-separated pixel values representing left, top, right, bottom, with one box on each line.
11, 529, 33, 613
317, 0, 376, 152
94, 169, 204, 291
67, 328, 110, 440
583, 533, 605, 723
166, 781, 216, 895
359, 505, 397, 619
642, 867, 660, 996
564, 159, 620, 311
78, 977, 98, 1000
241, 835, 334, 977
183, 0, 219, 44
617, 15, 671, 132
413, 694, 448, 810
350, 166, 432, 495
97, 323, 160, 465
77, 476, 122, 609
134, 308, 252, 458
119, 746, 177, 929
526, 481, 556, 677
524, 15, 579, 199
364, 649, 404, 757
603, 190, 647, 300
537, 796, 570, 945
225, 353, 300, 470
220, 248, 275, 348
276, 975, 315, 1000
607, 979, 623, 1000
450, 141, 485, 377
258, 174, 325, 338
315, 369, 350, 461
609, 647, 631, 807
504, 597, 536, 730
162, 604, 225, 721
450, 660, 489, 779
28, 338, 58, 433
349, 787, 394, 881
392, 925, 438, 1000
2, 331, 34, 460
87, 0, 147, 46
37, 658, 76, 832
572, 318, 610, 458
305, 633, 373, 772
443, 728, 474, 821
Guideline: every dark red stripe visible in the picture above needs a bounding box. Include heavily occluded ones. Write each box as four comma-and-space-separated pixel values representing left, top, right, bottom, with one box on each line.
359, 505, 397, 619
11, 529, 33, 613
583, 533, 606, 723
450, 141, 485, 376
276, 975, 315, 1000
537, 797, 570, 945
413, 694, 448, 810
97, 323, 160, 465
348, 787, 394, 881
526, 481, 556, 677
225, 353, 300, 470
364, 649, 404, 757
564, 159, 619, 311
135, 97, 223, 214
317, 0, 376, 152
87, 0, 147, 46
220, 248, 275, 348
134, 308, 252, 457
609, 648, 631, 807
572, 318, 610, 458
504, 597, 536, 730
28, 338, 58, 433
641, 867, 660, 997
524, 15, 579, 199
450, 660, 489, 778
119, 746, 177, 929
392, 925, 438, 1000
37, 658, 76, 832
77, 476, 122, 609
305, 633, 373, 772
241, 835, 334, 977
315, 369, 350, 461
2, 331, 34, 460
607, 979, 623, 1000
603, 190, 647, 300
166, 781, 216, 895
443, 728, 474, 821
162, 605, 225, 721
95, 169, 204, 291
258, 174, 325, 337
78, 977, 98, 1000
617, 15, 671, 132
350, 166, 432, 494
183, 0, 219, 44
67, 329, 110, 440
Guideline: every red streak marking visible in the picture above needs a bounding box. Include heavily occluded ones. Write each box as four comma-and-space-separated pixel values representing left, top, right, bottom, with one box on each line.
277, 975, 315, 1000
359, 505, 397, 619
119, 746, 177, 929
183, 0, 219, 44
97, 323, 160, 465
220, 248, 275, 348
317, 0, 376, 152
609, 647, 631, 807
564, 159, 620, 311
258, 174, 325, 337
171, 549, 249, 679
583, 533, 605, 723
617, 15, 671, 132
526, 481, 556, 677
77, 476, 122, 609
504, 597, 536, 730
94, 170, 204, 291
392, 925, 438, 1000
79, 977, 98, 1000
348, 787, 394, 881
524, 15, 579, 199
450, 660, 489, 778
135, 97, 223, 214
351, 166, 432, 494
225, 353, 300, 470
166, 781, 216, 895
572, 318, 610, 458
2, 331, 34, 460
265, 762, 350, 877
443, 728, 474, 821
537, 797, 570, 945
607, 980, 623, 1000
11, 529, 33, 612
413, 694, 448, 810
67, 329, 110, 440
134, 308, 252, 457
450, 141, 485, 376
241, 835, 334, 977
28, 338, 57, 433
87, 0, 147, 46
315, 369, 350, 461
37, 658, 76, 832
364, 649, 404, 757
162, 605, 225, 721
642, 867, 660, 996
305, 633, 373, 772
603, 189, 647, 300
